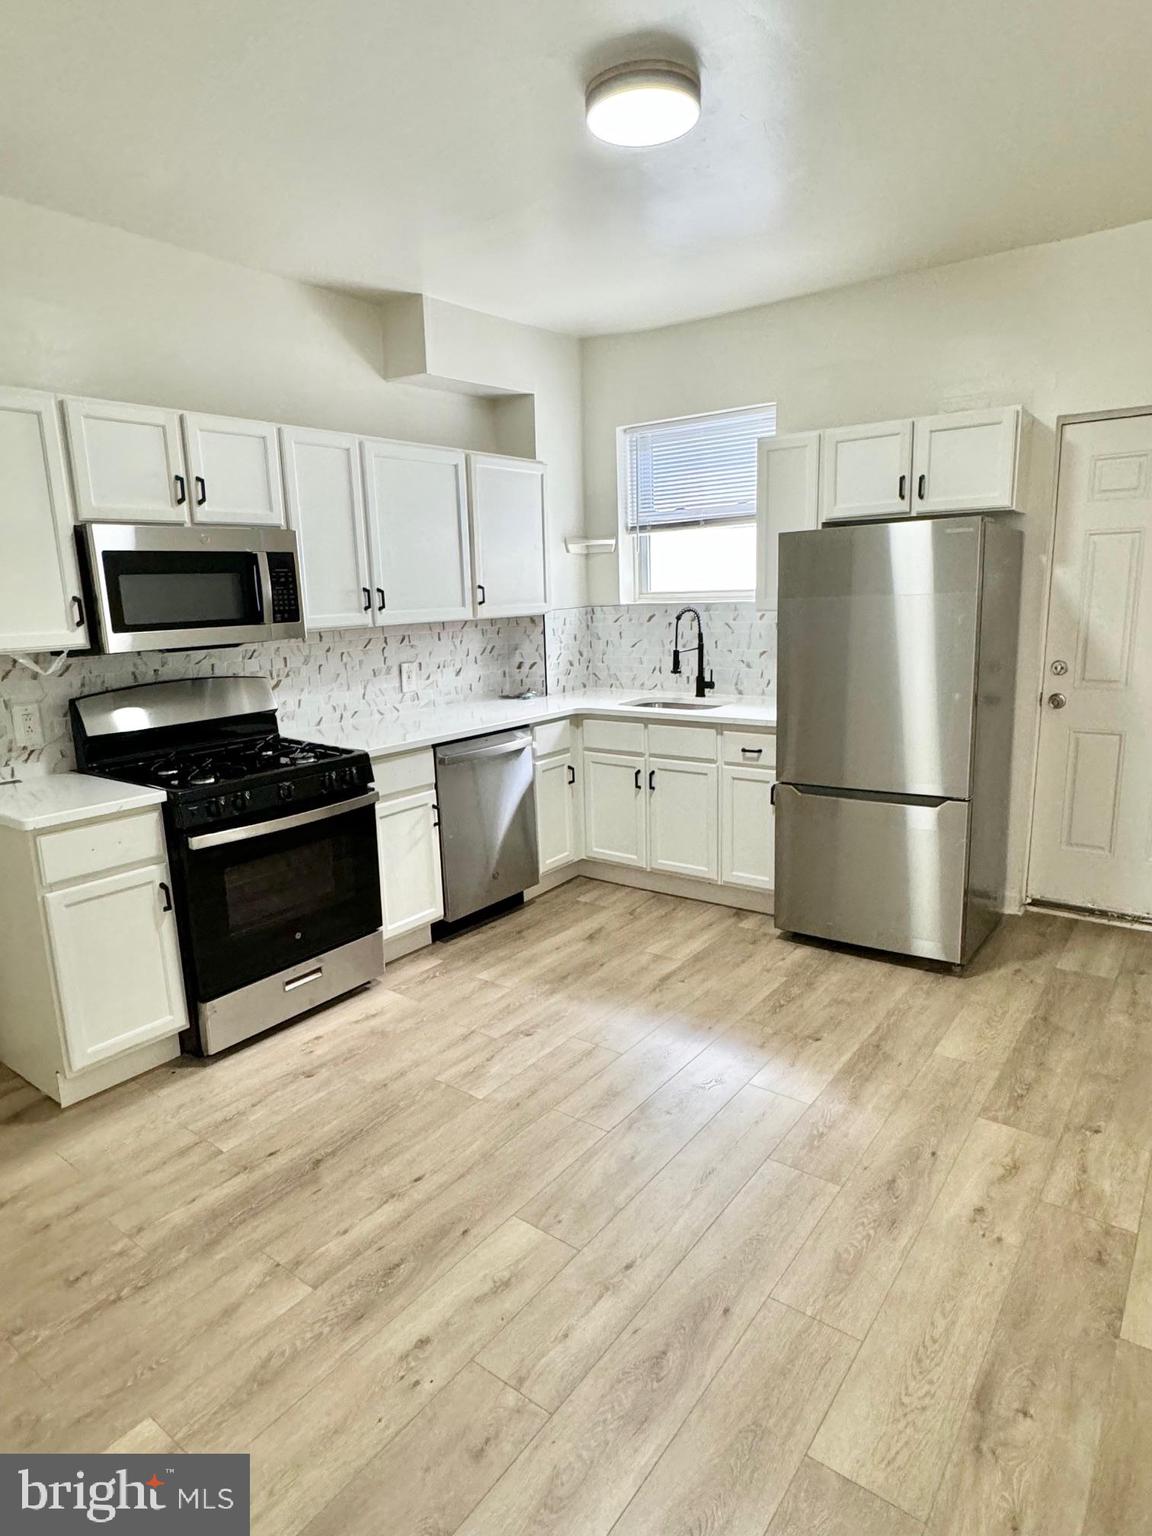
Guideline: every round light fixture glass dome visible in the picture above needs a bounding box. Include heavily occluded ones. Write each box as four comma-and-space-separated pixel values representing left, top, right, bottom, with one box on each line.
585, 60, 701, 147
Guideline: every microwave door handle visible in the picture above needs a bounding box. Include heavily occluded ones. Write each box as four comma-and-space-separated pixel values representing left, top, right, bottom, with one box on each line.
185, 789, 378, 851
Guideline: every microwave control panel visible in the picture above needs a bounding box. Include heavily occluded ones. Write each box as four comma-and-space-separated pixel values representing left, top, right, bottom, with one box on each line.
267, 551, 303, 625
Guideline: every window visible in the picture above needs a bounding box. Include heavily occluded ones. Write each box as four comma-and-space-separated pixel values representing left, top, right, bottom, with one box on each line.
619, 402, 776, 599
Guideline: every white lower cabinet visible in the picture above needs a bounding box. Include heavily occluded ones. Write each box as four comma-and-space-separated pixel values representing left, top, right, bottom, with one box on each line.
375, 776, 444, 939
45, 863, 186, 1071
648, 759, 719, 880
720, 765, 776, 891
583, 751, 647, 868
534, 753, 580, 874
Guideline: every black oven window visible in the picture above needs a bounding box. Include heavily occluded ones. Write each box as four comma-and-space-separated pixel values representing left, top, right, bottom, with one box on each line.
223, 840, 338, 939
104, 551, 263, 632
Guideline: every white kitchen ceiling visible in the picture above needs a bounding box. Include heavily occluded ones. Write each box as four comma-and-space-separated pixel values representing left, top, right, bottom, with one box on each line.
1, 0, 1150, 335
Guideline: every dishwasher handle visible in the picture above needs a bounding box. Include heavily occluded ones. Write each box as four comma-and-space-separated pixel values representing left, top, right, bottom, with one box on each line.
437, 734, 532, 764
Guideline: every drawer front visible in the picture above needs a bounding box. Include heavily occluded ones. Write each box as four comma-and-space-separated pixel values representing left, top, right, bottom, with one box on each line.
581, 717, 645, 755
722, 730, 777, 768
38, 811, 166, 887
774, 785, 969, 963
373, 747, 436, 797
533, 719, 572, 758
646, 723, 718, 762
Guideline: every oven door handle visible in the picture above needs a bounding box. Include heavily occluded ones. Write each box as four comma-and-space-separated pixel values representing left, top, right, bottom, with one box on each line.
185, 789, 378, 851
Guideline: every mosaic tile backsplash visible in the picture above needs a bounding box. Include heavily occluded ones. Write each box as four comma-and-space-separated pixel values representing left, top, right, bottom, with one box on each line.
0, 604, 774, 773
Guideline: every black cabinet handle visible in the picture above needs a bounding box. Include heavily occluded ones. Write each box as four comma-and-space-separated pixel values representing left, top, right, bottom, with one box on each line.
770, 783, 778, 805
740, 746, 763, 758
634, 767, 641, 790
648, 769, 656, 792
362, 587, 371, 612
70, 595, 85, 629
174, 473, 186, 505
917, 473, 927, 500
898, 473, 906, 501
431, 802, 440, 829
477, 583, 486, 606
195, 475, 207, 506
159, 881, 173, 912
376, 587, 386, 610
566, 764, 575, 786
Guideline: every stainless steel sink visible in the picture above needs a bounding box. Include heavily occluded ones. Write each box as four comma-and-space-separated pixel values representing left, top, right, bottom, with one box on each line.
625, 698, 723, 711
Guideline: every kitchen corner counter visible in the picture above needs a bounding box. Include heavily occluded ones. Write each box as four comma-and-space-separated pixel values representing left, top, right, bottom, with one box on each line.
0, 773, 167, 831
284, 689, 777, 759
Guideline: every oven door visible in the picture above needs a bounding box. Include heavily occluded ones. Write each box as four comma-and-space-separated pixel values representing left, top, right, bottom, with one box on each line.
80, 524, 303, 652
176, 793, 382, 1002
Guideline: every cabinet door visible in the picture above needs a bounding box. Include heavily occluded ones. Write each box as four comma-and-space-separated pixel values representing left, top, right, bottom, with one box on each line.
821, 419, 913, 523
756, 432, 821, 609
720, 765, 775, 891
362, 439, 472, 624
0, 388, 88, 650
63, 397, 187, 523
45, 865, 186, 1071
534, 754, 579, 874
648, 758, 719, 880
583, 752, 647, 868
468, 455, 547, 617
183, 412, 285, 526
911, 406, 1021, 514
377, 789, 444, 937
281, 426, 373, 630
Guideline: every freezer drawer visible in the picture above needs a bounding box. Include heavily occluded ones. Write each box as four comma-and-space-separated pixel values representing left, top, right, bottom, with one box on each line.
774, 785, 971, 963
777, 518, 983, 798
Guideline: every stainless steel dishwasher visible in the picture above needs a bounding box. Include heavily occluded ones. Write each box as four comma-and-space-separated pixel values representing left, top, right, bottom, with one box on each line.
434, 729, 539, 928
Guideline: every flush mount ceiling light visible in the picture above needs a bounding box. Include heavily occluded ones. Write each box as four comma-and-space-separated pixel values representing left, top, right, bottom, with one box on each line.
585, 60, 701, 147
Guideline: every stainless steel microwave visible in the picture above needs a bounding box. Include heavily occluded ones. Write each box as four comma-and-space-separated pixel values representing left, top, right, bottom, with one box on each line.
77, 524, 306, 653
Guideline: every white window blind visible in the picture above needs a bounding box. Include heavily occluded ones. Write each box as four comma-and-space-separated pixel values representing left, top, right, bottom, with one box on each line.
622, 402, 776, 532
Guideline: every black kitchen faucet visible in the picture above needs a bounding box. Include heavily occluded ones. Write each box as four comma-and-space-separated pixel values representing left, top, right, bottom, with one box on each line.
671, 607, 715, 699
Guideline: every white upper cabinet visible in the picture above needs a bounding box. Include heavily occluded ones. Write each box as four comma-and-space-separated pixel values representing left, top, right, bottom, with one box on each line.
468, 454, 547, 617
63, 396, 188, 523
910, 406, 1022, 514
183, 412, 285, 527
755, 432, 821, 610
821, 419, 914, 523
281, 426, 373, 631
0, 387, 88, 651
361, 439, 473, 625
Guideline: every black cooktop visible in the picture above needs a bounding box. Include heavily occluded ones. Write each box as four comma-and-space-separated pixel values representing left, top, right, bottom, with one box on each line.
116, 734, 351, 792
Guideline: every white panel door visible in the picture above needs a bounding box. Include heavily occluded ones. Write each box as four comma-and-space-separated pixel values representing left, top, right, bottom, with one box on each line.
534, 754, 579, 873
281, 426, 373, 630
911, 407, 1021, 514
755, 432, 821, 609
583, 751, 647, 868
720, 765, 775, 891
1029, 413, 1152, 918
63, 397, 187, 523
468, 455, 548, 617
45, 865, 186, 1071
362, 439, 472, 624
821, 419, 913, 523
377, 789, 444, 937
0, 388, 88, 650
648, 758, 719, 880
183, 412, 285, 526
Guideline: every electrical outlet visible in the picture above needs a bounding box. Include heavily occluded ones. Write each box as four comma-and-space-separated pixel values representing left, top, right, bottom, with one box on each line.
398, 662, 419, 695
10, 703, 44, 749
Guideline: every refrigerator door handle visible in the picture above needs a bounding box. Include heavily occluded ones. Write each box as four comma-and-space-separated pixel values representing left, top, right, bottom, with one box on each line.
781, 783, 953, 809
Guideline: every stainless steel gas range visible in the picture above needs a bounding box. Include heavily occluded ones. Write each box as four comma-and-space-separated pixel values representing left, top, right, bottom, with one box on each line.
70, 677, 383, 1055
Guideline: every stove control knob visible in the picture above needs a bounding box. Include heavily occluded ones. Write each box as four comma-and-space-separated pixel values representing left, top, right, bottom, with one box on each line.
242, 789, 253, 805
278, 782, 295, 802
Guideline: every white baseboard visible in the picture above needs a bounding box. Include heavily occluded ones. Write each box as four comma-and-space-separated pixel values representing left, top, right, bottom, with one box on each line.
383, 925, 435, 963
576, 860, 775, 915
57, 1033, 181, 1108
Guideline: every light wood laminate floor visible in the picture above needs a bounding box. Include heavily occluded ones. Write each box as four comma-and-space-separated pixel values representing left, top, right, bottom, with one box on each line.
3, 877, 1152, 1536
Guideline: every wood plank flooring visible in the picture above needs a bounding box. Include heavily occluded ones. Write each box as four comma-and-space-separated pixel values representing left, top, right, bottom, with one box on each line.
3, 877, 1151, 1536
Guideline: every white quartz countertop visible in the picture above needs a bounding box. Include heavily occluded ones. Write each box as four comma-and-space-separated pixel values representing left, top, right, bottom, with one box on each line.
0, 773, 167, 832
285, 689, 777, 758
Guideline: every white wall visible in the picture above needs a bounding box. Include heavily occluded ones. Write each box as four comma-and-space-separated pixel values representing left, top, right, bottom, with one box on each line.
582, 217, 1152, 907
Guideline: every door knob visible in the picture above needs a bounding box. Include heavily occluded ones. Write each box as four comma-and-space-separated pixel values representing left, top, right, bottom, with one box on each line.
1050, 659, 1068, 676
1047, 692, 1067, 709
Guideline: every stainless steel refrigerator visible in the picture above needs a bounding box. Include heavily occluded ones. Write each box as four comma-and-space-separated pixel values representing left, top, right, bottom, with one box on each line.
774, 515, 1022, 966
